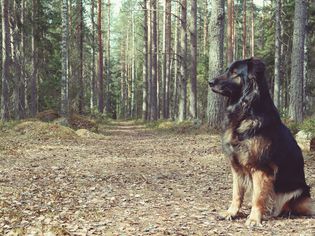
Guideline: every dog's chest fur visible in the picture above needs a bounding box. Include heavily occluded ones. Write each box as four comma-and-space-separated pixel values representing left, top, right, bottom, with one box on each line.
222, 122, 271, 171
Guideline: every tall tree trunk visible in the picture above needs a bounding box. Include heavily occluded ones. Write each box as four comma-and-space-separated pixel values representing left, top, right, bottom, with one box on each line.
242, 0, 247, 59
207, 0, 225, 129
20, 0, 26, 118
90, 0, 96, 111
250, 0, 254, 57
106, 0, 111, 115
142, 0, 148, 120
97, 0, 104, 113
232, 0, 235, 60
227, 0, 234, 63
12, 0, 22, 120
78, 0, 84, 114
203, 0, 209, 57
131, 11, 136, 117
162, 0, 171, 119
172, 1, 180, 119
30, 0, 38, 116
1, 0, 10, 121
178, 0, 187, 122
189, 0, 197, 119
289, 0, 307, 122
147, 0, 152, 119
274, 0, 281, 109
61, 0, 69, 116
150, 0, 158, 120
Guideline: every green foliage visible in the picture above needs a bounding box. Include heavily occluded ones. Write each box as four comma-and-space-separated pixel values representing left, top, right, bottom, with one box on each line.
299, 118, 315, 137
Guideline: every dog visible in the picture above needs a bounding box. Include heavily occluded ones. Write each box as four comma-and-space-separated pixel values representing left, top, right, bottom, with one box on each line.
209, 58, 314, 226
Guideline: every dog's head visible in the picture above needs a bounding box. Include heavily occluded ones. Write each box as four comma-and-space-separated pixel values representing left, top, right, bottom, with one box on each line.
209, 58, 266, 102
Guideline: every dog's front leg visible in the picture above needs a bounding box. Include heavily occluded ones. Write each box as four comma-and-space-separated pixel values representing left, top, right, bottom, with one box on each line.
246, 170, 273, 226
220, 167, 245, 220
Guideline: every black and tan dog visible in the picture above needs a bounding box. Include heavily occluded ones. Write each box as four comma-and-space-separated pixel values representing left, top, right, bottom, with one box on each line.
209, 58, 314, 226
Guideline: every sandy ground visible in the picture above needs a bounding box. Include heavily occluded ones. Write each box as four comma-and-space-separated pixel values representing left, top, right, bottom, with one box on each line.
0, 121, 314, 235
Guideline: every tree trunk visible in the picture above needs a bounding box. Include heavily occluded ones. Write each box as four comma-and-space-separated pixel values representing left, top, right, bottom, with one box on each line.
12, 0, 22, 120
90, 0, 96, 111
203, 0, 209, 57
227, 0, 234, 63
147, 0, 152, 119
242, 0, 247, 59
131, 11, 136, 117
274, 0, 281, 109
20, 0, 26, 118
150, 0, 158, 120
289, 0, 306, 122
142, 0, 148, 120
61, 0, 69, 116
162, 0, 171, 119
172, 1, 180, 119
97, 0, 104, 113
30, 0, 38, 116
250, 0, 254, 57
1, 0, 10, 121
78, 0, 84, 114
189, 0, 197, 119
106, 0, 111, 115
178, 0, 187, 122
207, 0, 225, 129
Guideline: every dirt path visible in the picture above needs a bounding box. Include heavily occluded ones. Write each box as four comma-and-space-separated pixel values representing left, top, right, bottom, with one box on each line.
0, 121, 314, 235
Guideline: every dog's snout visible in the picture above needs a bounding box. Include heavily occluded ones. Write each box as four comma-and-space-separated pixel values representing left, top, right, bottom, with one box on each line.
209, 80, 215, 87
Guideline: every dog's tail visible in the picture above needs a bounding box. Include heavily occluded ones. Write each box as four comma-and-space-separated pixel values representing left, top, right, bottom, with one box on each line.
291, 197, 315, 216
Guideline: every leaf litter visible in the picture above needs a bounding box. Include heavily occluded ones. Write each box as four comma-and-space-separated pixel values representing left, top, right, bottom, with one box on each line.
0, 121, 314, 235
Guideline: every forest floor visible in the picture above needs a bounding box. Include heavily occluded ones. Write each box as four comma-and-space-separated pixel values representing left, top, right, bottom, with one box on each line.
0, 120, 315, 235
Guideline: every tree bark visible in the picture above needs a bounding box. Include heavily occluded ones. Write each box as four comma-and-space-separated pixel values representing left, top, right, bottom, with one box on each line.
242, 0, 247, 59
90, 0, 96, 111
227, 0, 234, 63
30, 0, 38, 116
147, 0, 152, 119
131, 11, 136, 117
78, 0, 84, 114
250, 0, 254, 57
150, 0, 158, 120
172, 1, 180, 119
1, 0, 10, 121
97, 0, 104, 113
106, 0, 111, 115
189, 0, 197, 119
162, 0, 171, 119
142, 0, 148, 120
274, 0, 281, 109
289, 0, 307, 122
178, 0, 187, 122
207, 0, 225, 129
61, 0, 69, 116
12, 0, 22, 119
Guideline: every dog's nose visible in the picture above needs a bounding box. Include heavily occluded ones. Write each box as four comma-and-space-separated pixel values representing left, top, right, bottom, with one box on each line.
208, 80, 215, 87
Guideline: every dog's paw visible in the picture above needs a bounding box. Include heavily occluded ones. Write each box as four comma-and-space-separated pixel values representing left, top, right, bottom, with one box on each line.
218, 210, 237, 221
245, 216, 263, 227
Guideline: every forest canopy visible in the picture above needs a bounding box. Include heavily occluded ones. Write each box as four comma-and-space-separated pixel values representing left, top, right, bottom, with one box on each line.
0, 0, 314, 126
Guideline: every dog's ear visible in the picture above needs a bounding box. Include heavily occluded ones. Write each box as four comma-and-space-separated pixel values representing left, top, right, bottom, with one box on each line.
246, 58, 266, 79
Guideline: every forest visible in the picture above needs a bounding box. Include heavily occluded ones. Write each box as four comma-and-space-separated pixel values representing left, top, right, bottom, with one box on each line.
1, 0, 315, 235
0, 0, 315, 126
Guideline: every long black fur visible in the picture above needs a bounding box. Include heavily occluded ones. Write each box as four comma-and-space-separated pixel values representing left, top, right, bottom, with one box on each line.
209, 58, 310, 196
